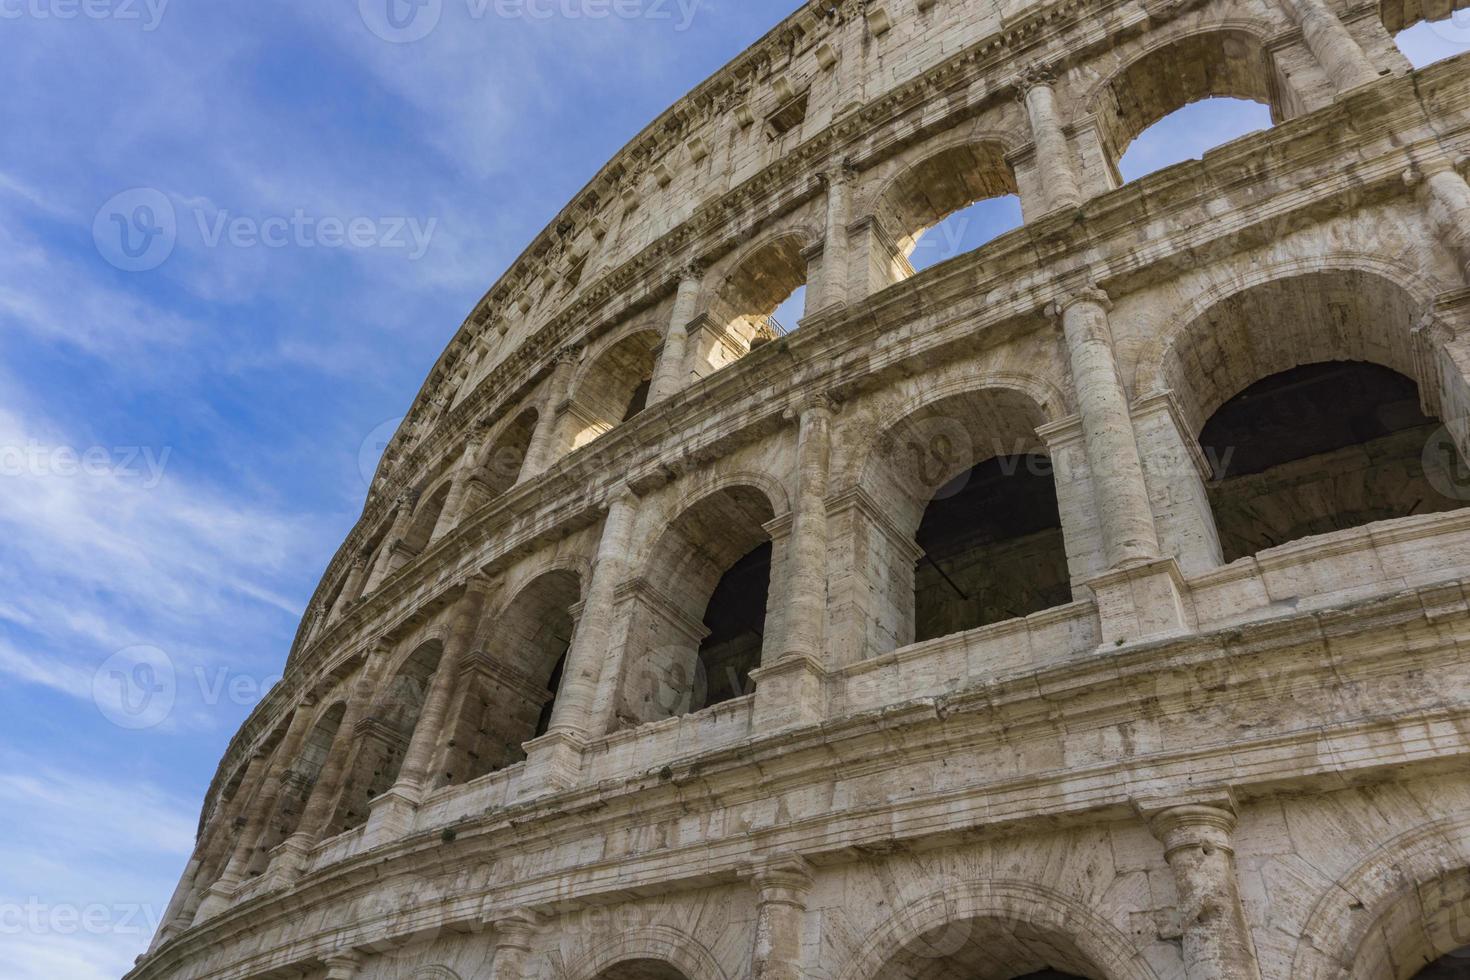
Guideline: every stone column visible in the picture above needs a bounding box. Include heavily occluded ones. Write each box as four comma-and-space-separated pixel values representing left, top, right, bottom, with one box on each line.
816, 161, 857, 313
749, 855, 814, 980
553, 485, 640, 738
1051, 285, 1161, 568
169, 751, 271, 933
1279, 0, 1380, 93
780, 394, 835, 662
521, 346, 580, 479
648, 266, 703, 405
193, 697, 319, 922
1150, 805, 1263, 980
389, 576, 497, 797
323, 950, 365, 979
327, 556, 370, 624
1017, 64, 1082, 214
1411, 160, 1470, 282
264, 645, 388, 885
487, 911, 541, 980
363, 493, 418, 594
302, 599, 332, 647
430, 425, 490, 543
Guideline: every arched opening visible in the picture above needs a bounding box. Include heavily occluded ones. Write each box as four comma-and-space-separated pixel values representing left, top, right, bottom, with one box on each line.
619, 485, 778, 728
569, 331, 662, 447
705, 236, 809, 373
1162, 270, 1470, 565
860, 386, 1074, 651
247, 701, 346, 873
1385, 0, 1470, 68
1117, 98, 1273, 181
477, 406, 539, 498
1095, 31, 1286, 186
873, 141, 1022, 282
593, 961, 692, 980
439, 569, 581, 785
401, 483, 452, 556
328, 641, 441, 834
871, 914, 1105, 979
1413, 947, 1470, 977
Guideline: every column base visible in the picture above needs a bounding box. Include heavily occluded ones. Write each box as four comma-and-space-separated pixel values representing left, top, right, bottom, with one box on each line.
190, 876, 240, 924
363, 784, 421, 848
257, 832, 315, 892
749, 654, 827, 731
1085, 556, 1195, 649
517, 730, 586, 801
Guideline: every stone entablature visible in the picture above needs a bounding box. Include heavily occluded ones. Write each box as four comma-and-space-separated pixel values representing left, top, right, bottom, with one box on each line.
141, 1, 1470, 978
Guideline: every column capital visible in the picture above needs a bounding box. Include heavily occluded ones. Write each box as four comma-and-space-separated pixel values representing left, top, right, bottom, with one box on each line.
350, 553, 370, 570
673, 259, 706, 284
1047, 282, 1112, 319
818, 157, 859, 185
323, 949, 365, 979
605, 480, 642, 509
1014, 60, 1058, 95
394, 489, 420, 511
490, 908, 544, 950
784, 390, 842, 422
747, 853, 815, 905
1147, 802, 1239, 857
553, 343, 584, 367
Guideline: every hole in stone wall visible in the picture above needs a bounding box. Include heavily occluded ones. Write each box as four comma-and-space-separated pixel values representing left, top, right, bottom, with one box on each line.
695, 540, 771, 709
1117, 97, 1273, 182
908, 195, 1023, 273
912, 453, 1072, 642
1386, 0, 1470, 66
1199, 361, 1466, 562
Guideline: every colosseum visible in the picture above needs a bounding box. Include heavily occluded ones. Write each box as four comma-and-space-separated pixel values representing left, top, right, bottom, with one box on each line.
133, 0, 1470, 978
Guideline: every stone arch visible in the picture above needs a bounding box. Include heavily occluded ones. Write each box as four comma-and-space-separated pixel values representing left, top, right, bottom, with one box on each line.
568, 316, 667, 446
439, 566, 585, 785
1292, 814, 1470, 980
835, 879, 1160, 980
848, 377, 1076, 647
867, 135, 1022, 270
702, 228, 816, 371
246, 697, 349, 872
566, 924, 730, 980
474, 405, 540, 498
401, 478, 456, 555
408, 965, 462, 979
614, 481, 781, 727
328, 637, 444, 833
1080, 21, 1288, 180
1144, 262, 1469, 563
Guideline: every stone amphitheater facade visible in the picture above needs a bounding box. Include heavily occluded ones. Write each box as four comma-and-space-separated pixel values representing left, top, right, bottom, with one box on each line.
131, 0, 1470, 978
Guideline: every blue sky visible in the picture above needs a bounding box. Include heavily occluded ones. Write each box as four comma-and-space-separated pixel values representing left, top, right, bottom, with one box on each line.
0, 5, 1456, 978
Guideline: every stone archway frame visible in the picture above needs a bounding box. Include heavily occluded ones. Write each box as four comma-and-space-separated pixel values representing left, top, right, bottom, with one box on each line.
831, 878, 1162, 980
1291, 814, 1470, 980
560, 923, 732, 980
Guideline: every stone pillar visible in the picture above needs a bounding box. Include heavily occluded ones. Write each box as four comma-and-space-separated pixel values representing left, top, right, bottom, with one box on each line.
1051, 285, 1161, 568
363, 493, 418, 594
323, 950, 365, 979
1411, 160, 1470, 282
302, 599, 332, 647
487, 911, 541, 980
1279, 0, 1380, 93
390, 576, 497, 797
1149, 805, 1263, 980
816, 162, 857, 313
327, 556, 370, 624
1132, 391, 1224, 577
780, 394, 835, 662
521, 346, 580, 479
169, 751, 271, 933
748, 855, 814, 980
648, 266, 703, 405
430, 425, 490, 543
556, 485, 640, 738
193, 697, 319, 922
1017, 64, 1082, 214
263, 646, 389, 886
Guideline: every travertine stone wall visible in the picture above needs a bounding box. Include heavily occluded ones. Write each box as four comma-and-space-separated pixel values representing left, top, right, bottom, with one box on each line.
133, 1, 1470, 978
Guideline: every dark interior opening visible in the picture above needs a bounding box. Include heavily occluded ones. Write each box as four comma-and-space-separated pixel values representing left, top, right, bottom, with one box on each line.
534, 650, 568, 739
1199, 361, 1464, 562
695, 541, 771, 709
1412, 945, 1470, 978
623, 377, 652, 421
1013, 972, 1093, 980
913, 454, 1071, 642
